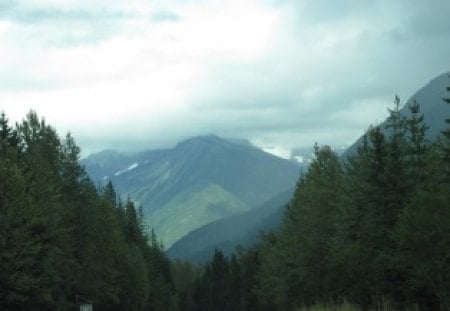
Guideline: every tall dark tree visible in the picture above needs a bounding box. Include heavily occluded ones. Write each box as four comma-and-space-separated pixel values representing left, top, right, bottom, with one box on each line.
392, 88, 450, 310
228, 254, 242, 311
255, 145, 346, 309
0, 111, 20, 150
406, 100, 429, 184
442, 85, 450, 176
239, 247, 261, 311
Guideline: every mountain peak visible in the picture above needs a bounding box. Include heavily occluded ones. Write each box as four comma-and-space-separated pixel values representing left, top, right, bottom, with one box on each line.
180, 134, 229, 145
174, 135, 236, 153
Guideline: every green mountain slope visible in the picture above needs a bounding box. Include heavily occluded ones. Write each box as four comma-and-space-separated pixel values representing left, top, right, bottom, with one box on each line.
167, 188, 294, 262
151, 184, 249, 248
82, 135, 301, 247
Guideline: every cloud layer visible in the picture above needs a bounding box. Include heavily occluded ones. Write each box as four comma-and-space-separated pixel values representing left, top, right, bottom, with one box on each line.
1, 0, 449, 155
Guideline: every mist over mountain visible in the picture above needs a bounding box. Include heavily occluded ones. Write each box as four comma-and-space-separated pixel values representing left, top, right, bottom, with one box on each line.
82, 135, 301, 247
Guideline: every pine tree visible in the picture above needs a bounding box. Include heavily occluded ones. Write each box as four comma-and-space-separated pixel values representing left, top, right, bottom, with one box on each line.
124, 198, 141, 244
0, 151, 33, 307
392, 85, 450, 310
442, 85, 450, 178
239, 247, 261, 311
103, 180, 117, 207
228, 254, 242, 311
255, 145, 345, 309
406, 100, 428, 183
0, 112, 20, 151
254, 231, 286, 310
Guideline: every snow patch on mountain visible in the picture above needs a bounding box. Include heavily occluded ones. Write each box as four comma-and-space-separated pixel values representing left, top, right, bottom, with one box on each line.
115, 162, 139, 176
293, 155, 304, 163
261, 146, 292, 159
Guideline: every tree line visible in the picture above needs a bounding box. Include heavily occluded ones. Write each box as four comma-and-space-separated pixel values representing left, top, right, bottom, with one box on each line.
0, 111, 173, 310
182, 93, 450, 310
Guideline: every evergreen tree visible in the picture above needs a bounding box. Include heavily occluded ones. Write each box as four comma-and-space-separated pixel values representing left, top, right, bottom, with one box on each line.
406, 100, 429, 184
0, 111, 20, 151
239, 247, 261, 311
442, 86, 450, 177
210, 249, 230, 310
124, 198, 141, 244
392, 87, 450, 310
171, 260, 200, 311
394, 180, 450, 310
255, 145, 346, 309
228, 254, 242, 311
283, 145, 345, 307
0, 149, 35, 307
254, 231, 286, 310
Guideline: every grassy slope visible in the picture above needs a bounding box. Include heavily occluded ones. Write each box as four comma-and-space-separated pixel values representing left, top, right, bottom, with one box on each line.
148, 183, 249, 248
167, 188, 294, 263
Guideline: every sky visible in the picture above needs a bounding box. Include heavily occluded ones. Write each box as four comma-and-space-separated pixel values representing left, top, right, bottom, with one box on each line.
1, 0, 450, 157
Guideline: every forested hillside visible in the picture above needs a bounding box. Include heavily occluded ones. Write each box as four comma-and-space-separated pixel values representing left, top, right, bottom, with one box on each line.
0, 112, 173, 310
184, 91, 450, 310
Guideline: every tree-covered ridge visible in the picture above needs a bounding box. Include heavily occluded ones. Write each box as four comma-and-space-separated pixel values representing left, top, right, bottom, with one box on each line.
188, 92, 450, 310
0, 111, 173, 310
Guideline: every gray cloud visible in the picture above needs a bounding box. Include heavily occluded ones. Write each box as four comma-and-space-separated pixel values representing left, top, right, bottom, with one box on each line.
0, 8, 126, 24
1, 0, 450, 156
0, 2, 180, 47
0, 7, 123, 47
174, 0, 450, 150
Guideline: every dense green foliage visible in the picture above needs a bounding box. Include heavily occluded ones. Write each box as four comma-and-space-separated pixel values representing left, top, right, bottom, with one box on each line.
185, 94, 450, 310
0, 112, 174, 310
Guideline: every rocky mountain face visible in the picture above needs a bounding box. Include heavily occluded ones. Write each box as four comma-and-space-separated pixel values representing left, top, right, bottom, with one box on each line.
82, 135, 301, 247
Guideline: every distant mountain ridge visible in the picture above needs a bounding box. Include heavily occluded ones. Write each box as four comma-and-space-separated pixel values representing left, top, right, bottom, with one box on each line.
82, 135, 302, 247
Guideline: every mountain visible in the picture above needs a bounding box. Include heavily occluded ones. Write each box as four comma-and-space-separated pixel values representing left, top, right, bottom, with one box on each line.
167, 188, 294, 263
82, 135, 301, 247
345, 72, 450, 156
167, 72, 450, 263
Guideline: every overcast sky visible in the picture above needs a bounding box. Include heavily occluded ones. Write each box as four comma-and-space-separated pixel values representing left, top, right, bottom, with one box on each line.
1, 0, 450, 157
